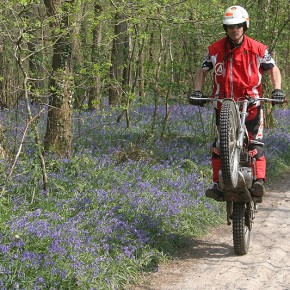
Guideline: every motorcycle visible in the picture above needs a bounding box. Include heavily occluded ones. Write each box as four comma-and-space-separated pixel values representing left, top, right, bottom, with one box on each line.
190, 95, 284, 255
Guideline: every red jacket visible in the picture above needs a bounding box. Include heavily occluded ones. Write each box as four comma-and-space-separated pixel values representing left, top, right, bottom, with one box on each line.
205, 35, 273, 100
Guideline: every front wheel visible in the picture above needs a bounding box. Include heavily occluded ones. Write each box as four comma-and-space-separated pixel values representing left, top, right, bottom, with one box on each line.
232, 202, 251, 255
220, 99, 240, 190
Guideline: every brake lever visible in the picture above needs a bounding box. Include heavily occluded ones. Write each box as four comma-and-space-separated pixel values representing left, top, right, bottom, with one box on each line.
245, 96, 256, 106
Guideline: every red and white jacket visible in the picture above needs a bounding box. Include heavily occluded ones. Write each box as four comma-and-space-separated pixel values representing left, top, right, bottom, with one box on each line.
201, 34, 275, 101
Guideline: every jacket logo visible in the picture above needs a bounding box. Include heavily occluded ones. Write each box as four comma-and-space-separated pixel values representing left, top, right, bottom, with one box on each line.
248, 149, 258, 157
215, 62, 224, 76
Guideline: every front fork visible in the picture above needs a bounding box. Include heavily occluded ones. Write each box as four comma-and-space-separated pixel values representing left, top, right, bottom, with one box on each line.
226, 201, 232, 225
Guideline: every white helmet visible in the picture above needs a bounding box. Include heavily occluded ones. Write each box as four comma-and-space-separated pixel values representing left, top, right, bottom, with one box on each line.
223, 6, 250, 28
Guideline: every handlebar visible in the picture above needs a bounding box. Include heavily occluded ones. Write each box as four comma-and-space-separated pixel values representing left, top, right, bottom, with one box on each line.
189, 96, 285, 104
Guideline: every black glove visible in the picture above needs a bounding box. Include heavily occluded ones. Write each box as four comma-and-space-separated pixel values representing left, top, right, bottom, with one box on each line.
189, 91, 206, 107
272, 89, 285, 105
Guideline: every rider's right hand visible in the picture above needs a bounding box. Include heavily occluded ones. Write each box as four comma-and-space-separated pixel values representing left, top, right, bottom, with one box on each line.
189, 91, 206, 107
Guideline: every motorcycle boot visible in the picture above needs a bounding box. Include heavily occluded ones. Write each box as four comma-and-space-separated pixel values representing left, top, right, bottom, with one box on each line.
205, 183, 224, 202
251, 179, 265, 203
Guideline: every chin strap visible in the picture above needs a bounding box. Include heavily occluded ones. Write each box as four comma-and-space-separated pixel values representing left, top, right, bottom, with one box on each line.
226, 34, 245, 48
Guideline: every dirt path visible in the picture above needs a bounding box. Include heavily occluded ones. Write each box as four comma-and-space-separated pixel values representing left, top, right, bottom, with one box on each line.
133, 175, 290, 290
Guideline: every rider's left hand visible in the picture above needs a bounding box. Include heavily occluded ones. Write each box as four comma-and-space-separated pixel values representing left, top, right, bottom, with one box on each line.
272, 89, 285, 105
189, 91, 206, 107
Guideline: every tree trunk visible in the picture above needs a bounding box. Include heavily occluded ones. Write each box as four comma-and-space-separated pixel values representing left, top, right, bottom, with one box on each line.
27, 40, 45, 103
0, 122, 7, 159
151, 28, 164, 134
0, 39, 5, 108
0, 39, 18, 108
43, 0, 73, 156
108, 12, 127, 106
137, 27, 146, 103
88, 3, 103, 111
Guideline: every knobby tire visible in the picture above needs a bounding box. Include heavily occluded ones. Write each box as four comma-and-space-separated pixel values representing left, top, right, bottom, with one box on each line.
220, 99, 240, 190
220, 99, 251, 255
232, 202, 251, 255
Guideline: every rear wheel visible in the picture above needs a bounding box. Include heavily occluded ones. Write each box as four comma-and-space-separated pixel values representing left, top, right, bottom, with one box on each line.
232, 202, 251, 255
220, 99, 240, 190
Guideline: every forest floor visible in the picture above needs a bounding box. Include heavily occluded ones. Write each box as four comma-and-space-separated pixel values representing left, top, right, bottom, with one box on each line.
132, 173, 290, 290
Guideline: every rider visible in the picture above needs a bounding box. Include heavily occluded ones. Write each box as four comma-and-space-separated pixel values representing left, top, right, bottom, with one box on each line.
190, 5, 285, 202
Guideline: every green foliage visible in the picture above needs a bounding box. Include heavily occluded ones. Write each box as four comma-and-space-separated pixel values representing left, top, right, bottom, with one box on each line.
0, 0, 288, 110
